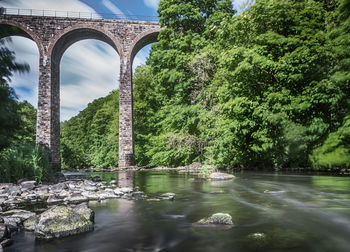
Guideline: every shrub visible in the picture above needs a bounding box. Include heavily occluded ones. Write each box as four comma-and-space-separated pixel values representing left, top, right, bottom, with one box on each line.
0, 143, 52, 183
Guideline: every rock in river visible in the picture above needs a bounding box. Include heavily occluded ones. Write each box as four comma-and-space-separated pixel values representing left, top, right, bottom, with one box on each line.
197, 213, 233, 225
209, 172, 235, 181
35, 205, 94, 239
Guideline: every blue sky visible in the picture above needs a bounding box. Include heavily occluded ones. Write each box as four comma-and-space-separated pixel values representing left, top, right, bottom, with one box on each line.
0, 0, 247, 121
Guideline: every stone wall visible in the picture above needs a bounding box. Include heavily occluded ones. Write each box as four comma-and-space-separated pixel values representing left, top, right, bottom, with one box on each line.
0, 14, 161, 170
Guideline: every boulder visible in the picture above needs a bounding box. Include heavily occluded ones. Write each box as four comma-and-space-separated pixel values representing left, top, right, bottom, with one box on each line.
58, 190, 70, 199
47, 196, 63, 205
197, 213, 233, 225
23, 216, 36, 232
120, 187, 133, 193
67, 193, 88, 204
50, 183, 68, 193
3, 210, 35, 222
160, 193, 175, 200
35, 205, 94, 239
8, 186, 21, 197
3, 217, 21, 233
81, 191, 99, 201
73, 203, 94, 222
98, 190, 118, 200
20, 181, 36, 191
82, 186, 97, 192
209, 172, 235, 181
0, 223, 9, 242
114, 188, 124, 196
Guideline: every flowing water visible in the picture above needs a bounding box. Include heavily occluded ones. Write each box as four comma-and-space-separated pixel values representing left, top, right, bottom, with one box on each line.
5, 171, 350, 252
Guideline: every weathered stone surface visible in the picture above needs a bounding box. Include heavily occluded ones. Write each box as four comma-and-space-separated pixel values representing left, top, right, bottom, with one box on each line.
109, 180, 117, 186
58, 190, 70, 199
67, 193, 88, 204
8, 186, 21, 197
73, 203, 94, 222
47, 196, 63, 205
81, 191, 99, 201
50, 183, 68, 193
3, 210, 35, 222
114, 188, 124, 196
35, 205, 94, 239
0, 223, 9, 242
209, 172, 235, 181
3, 217, 21, 233
197, 213, 233, 225
83, 186, 98, 192
20, 181, 36, 191
120, 187, 133, 193
23, 216, 36, 232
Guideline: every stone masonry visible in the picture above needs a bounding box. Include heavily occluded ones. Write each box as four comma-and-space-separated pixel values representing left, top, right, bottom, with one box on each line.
0, 14, 161, 171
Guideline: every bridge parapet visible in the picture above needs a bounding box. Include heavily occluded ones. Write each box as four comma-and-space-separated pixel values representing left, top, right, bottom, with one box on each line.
0, 7, 159, 22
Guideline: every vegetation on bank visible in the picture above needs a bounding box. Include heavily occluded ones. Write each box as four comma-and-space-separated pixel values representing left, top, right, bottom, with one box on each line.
0, 0, 348, 177
0, 30, 51, 183
61, 0, 350, 171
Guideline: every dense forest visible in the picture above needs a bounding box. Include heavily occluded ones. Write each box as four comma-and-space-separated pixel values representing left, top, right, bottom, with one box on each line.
0, 33, 51, 182
60, 0, 350, 170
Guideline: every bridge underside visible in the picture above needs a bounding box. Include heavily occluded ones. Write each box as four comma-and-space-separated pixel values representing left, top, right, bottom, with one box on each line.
0, 14, 161, 171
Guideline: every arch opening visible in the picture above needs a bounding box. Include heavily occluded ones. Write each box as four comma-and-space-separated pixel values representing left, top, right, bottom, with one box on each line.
129, 30, 160, 66
55, 34, 120, 170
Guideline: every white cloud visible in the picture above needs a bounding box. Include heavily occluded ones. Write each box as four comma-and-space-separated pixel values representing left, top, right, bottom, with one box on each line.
143, 0, 159, 10
232, 0, 255, 13
102, 0, 124, 15
1, 37, 39, 106
60, 40, 120, 121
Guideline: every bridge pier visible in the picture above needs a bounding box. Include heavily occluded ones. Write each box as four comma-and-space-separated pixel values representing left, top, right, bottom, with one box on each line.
36, 53, 61, 173
118, 59, 134, 168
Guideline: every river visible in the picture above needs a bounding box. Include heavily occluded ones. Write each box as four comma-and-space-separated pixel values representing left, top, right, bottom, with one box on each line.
5, 171, 350, 252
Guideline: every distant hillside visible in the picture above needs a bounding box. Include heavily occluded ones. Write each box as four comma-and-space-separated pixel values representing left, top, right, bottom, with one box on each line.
60, 90, 119, 169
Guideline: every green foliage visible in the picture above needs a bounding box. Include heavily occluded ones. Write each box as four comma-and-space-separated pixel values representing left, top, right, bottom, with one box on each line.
60, 90, 119, 169
310, 116, 350, 169
199, 165, 212, 179
60, 0, 349, 170
0, 143, 51, 183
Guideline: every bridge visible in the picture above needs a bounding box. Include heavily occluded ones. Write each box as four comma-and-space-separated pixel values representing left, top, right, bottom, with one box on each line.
0, 8, 162, 172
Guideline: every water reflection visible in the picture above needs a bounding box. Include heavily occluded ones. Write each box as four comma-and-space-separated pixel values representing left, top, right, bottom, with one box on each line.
5, 172, 350, 252
118, 171, 135, 188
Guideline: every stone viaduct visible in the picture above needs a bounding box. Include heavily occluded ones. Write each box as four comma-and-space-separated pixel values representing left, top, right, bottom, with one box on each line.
0, 11, 161, 172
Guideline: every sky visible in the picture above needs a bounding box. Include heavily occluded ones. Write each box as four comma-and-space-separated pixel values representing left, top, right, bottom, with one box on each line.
0, 0, 247, 121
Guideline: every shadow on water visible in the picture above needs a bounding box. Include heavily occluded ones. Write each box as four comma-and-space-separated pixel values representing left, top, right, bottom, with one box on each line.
5, 171, 350, 252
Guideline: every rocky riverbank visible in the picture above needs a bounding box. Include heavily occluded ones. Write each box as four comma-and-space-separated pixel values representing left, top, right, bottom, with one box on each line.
0, 177, 174, 250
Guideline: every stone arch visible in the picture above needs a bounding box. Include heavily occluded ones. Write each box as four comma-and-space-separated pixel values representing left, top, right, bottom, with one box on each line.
0, 20, 44, 58
46, 24, 123, 171
48, 24, 123, 62
128, 28, 161, 65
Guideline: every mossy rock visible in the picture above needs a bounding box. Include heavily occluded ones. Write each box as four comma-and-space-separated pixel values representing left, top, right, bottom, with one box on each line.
35, 205, 94, 239
197, 213, 233, 225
